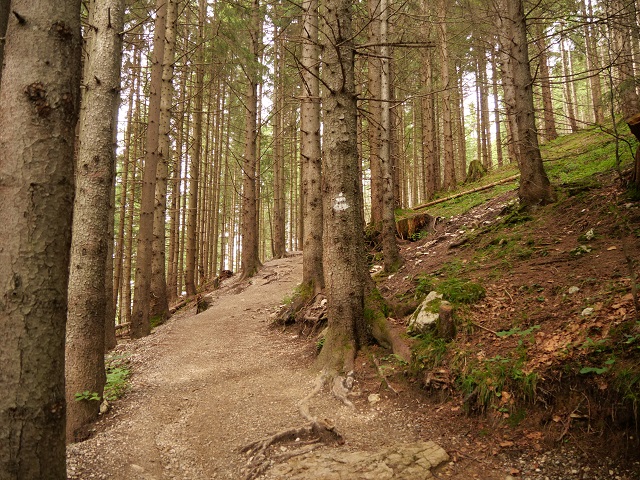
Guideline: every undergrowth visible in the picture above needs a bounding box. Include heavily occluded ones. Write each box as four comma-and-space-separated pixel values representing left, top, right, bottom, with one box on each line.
401, 121, 640, 425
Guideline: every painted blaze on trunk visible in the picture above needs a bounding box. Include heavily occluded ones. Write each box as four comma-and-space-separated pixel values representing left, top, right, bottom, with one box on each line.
317, 0, 369, 373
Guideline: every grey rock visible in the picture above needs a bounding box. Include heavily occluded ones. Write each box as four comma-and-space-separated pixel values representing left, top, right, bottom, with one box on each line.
407, 292, 443, 335
267, 441, 449, 479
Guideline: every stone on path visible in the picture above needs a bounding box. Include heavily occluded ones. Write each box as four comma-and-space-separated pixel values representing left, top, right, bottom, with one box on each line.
267, 441, 449, 479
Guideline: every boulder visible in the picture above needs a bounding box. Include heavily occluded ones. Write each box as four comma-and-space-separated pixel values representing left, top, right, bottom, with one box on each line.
408, 292, 443, 335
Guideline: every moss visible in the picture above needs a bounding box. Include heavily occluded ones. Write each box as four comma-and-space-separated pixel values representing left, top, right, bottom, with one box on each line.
150, 315, 165, 329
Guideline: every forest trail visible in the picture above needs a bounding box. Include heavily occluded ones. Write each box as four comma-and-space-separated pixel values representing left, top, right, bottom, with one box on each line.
67, 254, 498, 479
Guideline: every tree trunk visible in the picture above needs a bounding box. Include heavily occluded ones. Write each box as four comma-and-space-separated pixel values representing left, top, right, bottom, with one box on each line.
0, 0, 80, 475
273, 30, 287, 259
185, 0, 206, 294
66, 0, 124, 441
240, 0, 262, 279
368, 0, 383, 227
421, 25, 439, 199
300, 0, 324, 292
113, 41, 140, 327
560, 30, 579, 133
150, 0, 176, 321
583, 0, 604, 124
131, 0, 167, 338
499, 0, 555, 207
168, 7, 189, 301
379, 0, 402, 272
535, 23, 558, 141
454, 62, 467, 181
438, 0, 456, 190
491, 47, 504, 166
317, 0, 369, 373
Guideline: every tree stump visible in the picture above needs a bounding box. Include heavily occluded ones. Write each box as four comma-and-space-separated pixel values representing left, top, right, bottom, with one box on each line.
395, 212, 434, 240
437, 301, 456, 341
466, 159, 487, 182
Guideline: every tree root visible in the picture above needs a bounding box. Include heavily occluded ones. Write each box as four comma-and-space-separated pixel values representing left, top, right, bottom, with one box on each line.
240, 371, 344, 480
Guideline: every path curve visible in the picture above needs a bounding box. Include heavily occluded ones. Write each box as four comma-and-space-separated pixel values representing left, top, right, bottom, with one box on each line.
67, 255, 456, 479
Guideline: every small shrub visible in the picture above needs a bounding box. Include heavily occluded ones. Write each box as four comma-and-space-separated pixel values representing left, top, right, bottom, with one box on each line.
411, 332, 449, 372
414, 275, 435, 299
104, 352, 131, 401
438, 277, 485, 305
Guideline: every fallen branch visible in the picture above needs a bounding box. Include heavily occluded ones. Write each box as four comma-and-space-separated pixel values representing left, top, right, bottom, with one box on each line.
470, 321, 500, 337
412, 174, 520, 211
169, 298, 189, 314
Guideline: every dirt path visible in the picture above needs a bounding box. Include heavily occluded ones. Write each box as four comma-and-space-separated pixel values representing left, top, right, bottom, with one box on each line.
67, 255, 470, 479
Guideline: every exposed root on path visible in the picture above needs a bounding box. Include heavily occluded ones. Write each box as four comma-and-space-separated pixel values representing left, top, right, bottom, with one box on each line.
240, 371, 345, 480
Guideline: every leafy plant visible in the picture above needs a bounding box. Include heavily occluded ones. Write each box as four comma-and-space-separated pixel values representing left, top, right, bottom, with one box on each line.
75, 390, 101, 402
103, 352, 131, 401
104, 367, 131, 401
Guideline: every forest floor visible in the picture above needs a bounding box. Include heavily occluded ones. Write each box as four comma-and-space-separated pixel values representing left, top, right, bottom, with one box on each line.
67, 174, 640, 479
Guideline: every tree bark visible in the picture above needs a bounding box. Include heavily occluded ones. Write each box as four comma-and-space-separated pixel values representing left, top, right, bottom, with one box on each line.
582, 0, 604, 124
317, 0, 369, 373
0, 0, 80, 475
185, 0, 206, 294
240, 0, 262, 279
438, 0, 456, 190
131, 0, 167, 338
491, 47, 504, 166
112, 41, 139, 329
168, 9, 190, 301
150, 0, 176, 321
273, 29, 287, 259
66, 0, 124, 442
300, 0, 324, 292
368, 0, 383, 226
560, 29, 579, 133
379, 0, 402, 272
498, 0, 555, 207
0, 0, 9, 87
535, 23, 558, 141
421, 21, 439, 199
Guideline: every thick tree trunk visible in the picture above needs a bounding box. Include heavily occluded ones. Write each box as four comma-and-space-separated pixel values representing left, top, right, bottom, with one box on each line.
0, 0, 80, 475
300, 0, 324, 292
317, 0, 369, 373
499, 0, 555, 207
240, 0, 262, 279
66, 0, 124, 441
131, 0, 167, 338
